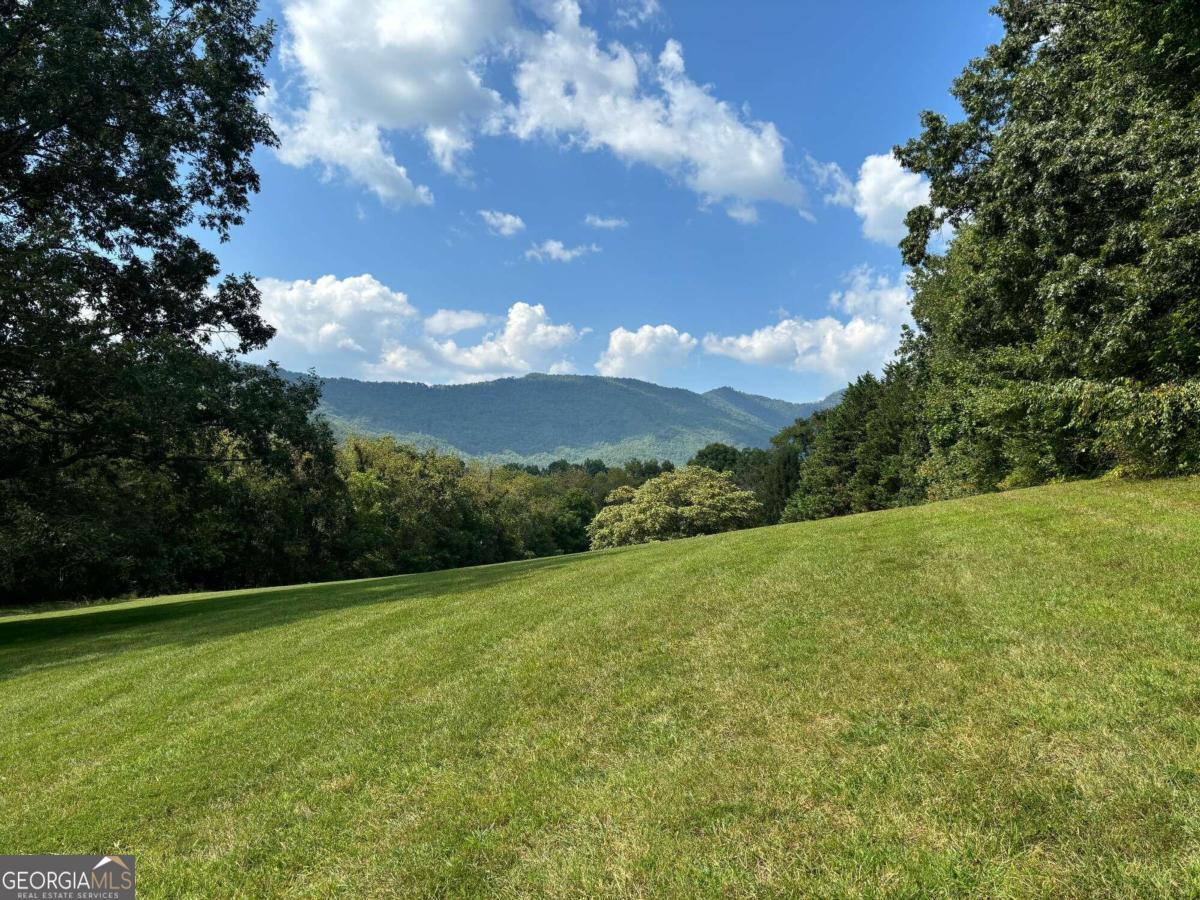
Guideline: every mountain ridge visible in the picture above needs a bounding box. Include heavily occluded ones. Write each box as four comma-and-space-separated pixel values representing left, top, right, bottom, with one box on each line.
291, 371, 843, 465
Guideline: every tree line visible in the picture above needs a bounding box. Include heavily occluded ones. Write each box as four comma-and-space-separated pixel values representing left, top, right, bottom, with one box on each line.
692, 0, 1200, 523
3, 0, 1197, 604
3, 418, 685, 602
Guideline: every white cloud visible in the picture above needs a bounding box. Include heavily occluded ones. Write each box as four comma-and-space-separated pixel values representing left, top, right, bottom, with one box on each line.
478, 209, 526, 236
424, 125, 475, 175
613, 0, 661, 29
596, 323, 696, 380
702, 267, 912, 378
584, 213, 629, 229
384, 301, 581, 381
822, 153, 930, 244
270, 0, 815, 220
830, 266, 911, 322
525, 239, 600, 262
424, 308, 492, 334
373, 342, 436, 376
272, 97, 435, 205
726, 203, 759, 225
851, 155, 929, 244
257, 274, 581, 382
806, 155, 855, 207
257, 274, 418, 356
511, 6, 806, 221
272, 0, 512, 202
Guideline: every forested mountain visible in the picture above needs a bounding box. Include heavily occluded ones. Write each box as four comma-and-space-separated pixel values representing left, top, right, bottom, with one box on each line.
299, 372, 842, 465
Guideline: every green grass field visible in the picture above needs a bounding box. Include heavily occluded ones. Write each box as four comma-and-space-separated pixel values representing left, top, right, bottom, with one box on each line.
3, 478, 1200, 897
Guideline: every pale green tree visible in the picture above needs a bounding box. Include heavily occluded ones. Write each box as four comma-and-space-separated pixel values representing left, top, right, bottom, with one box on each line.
588, 466, 762, 549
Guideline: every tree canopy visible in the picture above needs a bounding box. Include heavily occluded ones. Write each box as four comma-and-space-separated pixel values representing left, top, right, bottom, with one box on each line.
896, 0, 1200, 492
588, 466, 763, 550
0, 0, 337, 603
1, 0, 279, 484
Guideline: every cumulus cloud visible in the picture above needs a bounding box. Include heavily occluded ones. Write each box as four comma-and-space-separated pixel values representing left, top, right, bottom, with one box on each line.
256, 274, 581, 382
271, 0, 512, 202
478, 209, 526, 236
702, 267, 912, 378
270, 0, 816, 220
596, 324, 696, 380
424, 308, 492, 334
257, 274, 418, 357
584, 213, 629, 229
373, 342, 437, 377
821, 153, 930, 244
511, 5, 807, 221
272, 97, 435, 205
830, 266, 911, 322
392, 301, 582, 381
525, 239, 600, 262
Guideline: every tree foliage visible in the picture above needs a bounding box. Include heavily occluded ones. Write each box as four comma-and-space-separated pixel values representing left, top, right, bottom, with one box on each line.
688, 441, 796, 524
775, 0, 1200, 520
588, 466, 763, 549
1, 0, 280, 482
335, 437, 682, 577
688, 443, 743, 473
0, 0, 340, 604
1, 368, 346, 601
896, 0, 1200, 491
782, 368, 926, 521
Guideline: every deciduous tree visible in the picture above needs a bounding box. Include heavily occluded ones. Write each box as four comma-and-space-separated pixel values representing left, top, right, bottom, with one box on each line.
588, 466, 763, 549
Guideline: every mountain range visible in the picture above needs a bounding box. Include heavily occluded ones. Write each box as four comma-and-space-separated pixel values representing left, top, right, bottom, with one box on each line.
295, 372, 843, 465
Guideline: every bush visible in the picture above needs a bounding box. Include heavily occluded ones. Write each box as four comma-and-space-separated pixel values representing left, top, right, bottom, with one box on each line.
1063, 379, 1200, 478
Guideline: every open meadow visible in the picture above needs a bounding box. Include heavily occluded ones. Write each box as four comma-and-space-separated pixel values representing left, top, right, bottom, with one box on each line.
3, 478, 1199, 896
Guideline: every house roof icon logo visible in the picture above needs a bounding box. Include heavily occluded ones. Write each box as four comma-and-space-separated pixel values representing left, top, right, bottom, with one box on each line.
93, 856, 131, 871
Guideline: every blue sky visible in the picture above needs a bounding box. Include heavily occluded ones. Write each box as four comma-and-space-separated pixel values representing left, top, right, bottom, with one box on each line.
222, 0, 999, 401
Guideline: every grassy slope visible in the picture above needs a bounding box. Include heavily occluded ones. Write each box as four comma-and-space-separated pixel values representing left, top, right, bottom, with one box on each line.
2, 478, 1200, 897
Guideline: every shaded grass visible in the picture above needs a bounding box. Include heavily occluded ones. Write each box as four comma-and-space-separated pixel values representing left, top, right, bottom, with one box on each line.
2, 478, 1200, 896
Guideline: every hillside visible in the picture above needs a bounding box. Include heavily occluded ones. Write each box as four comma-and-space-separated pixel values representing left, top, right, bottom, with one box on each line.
3, 477, 1199, 895
298, 371, 841, 464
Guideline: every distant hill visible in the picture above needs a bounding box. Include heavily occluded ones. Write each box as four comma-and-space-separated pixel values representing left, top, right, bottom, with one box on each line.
294, 372, 843, 465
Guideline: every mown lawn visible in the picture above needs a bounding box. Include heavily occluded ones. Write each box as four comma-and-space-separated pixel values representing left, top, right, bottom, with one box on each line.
2, 478, 1200, 897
